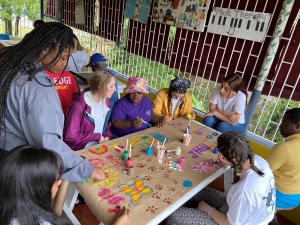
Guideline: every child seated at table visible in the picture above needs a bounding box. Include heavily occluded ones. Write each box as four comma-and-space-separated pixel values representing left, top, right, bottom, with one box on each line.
64, 70, 116, 150
167, 132, 276, 225
152, 76, 195, 124
85, 53, 119, 104
202, 73, 247, 133
0, 145, 131, 225
111, 76, 155, 137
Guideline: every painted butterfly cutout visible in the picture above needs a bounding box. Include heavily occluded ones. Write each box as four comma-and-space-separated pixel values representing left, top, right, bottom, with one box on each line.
118, 176, 153, 205
98, 188, 125, 206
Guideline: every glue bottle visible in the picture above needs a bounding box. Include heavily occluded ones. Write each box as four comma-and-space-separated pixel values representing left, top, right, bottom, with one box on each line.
122, 150, 129, 161
145, 147, 152, 156
185, 126, 190, 134
213, 148, 219, 154
179, 156, 186, 166
125, 157, 132, 167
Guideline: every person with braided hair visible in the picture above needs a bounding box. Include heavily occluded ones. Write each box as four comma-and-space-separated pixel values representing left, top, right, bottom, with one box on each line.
167, 132, 276, 225
152, 76, 195, 125
0, 22, 105, 183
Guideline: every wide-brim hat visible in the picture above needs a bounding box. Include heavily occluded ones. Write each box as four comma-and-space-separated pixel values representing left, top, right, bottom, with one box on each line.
86, 53, 107, 67
124, 76, 149, 94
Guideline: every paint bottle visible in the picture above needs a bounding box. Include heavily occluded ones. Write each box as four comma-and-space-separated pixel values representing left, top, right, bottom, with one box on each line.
145, 147, 152, 156
185, 126, 190, 134
175, 147, 181, 156
125, 157, 132, 167
179, 156, 186, 166
122, 150, 129, 161
213, 148, 219, 154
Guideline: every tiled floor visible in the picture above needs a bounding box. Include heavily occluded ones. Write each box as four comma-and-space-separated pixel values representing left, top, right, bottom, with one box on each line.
72, 177, 296, 225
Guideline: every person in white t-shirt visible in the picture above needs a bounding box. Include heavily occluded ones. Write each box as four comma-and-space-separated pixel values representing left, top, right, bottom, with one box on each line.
203, 73, 247, 133
65, 34, 88, 72
167, 132, 276, 225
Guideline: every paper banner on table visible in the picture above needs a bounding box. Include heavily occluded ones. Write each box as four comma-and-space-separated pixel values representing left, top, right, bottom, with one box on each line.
124, 0, 153, 24
152, 0, 211, 32
75, 0, 85, 25
207, 7, 271, 42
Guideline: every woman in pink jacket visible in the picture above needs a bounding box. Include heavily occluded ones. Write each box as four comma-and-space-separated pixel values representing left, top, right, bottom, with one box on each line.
64, 70, 116, 150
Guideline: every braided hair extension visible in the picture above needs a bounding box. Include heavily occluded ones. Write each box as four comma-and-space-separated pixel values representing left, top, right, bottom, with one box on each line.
0, 22, 74, 137
217, 132, 264, 184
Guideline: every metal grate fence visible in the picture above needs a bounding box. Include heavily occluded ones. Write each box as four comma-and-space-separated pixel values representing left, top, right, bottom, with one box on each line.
0, 0, 299, 146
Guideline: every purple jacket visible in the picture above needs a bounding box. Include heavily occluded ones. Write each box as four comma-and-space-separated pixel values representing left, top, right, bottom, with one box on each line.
63, 89, 113, 151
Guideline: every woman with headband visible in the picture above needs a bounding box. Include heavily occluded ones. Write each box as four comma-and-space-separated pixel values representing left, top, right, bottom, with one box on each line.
153, 77, 195, 125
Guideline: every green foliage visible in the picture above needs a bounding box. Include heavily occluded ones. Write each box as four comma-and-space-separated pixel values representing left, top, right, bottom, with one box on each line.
249, 96, 299, 143
0, 0, 46, 34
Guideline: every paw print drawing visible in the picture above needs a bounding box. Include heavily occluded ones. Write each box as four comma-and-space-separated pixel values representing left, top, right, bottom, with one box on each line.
172, 179, 179, 184
169, 186, 176, 191
144, 175, 153, 181
152, 193, 162, 199
137, 163, 145, 168
163, 197, 173, 204
132, 153, 140, 158
165, 169, 172, 173
163, 174, 170, 178
145, 157, 152, 162
148, 166, 157, 172
177, 191, 184, 196
155, 184, 163, 190
159, 166, 165, 170
146, 205, 158, 213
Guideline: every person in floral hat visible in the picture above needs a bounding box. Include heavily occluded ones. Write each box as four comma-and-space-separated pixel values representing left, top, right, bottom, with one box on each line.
111, 76, 155, 137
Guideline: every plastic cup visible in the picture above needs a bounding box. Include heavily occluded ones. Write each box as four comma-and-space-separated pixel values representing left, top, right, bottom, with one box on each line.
183, 134, 192, 145
156, 145, 166, 162
125, 166, 134, 176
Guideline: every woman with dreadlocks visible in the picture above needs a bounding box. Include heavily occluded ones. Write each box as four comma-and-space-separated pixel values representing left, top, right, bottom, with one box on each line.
167, 132, 276, 225
152, 76, 195, 125
0, 22, 105, 183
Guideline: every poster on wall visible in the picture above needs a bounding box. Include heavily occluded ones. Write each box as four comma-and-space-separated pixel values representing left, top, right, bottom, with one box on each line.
207, 8, 271, 42
152, 0, 211, 32
75, 0, 85, 24
124, 0, 153, 24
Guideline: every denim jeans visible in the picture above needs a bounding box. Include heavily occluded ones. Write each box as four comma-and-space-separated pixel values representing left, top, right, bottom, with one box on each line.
202, 116, 244, 133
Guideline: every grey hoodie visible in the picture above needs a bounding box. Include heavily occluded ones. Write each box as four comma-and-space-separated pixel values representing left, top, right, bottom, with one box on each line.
0, 70, 94, 182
